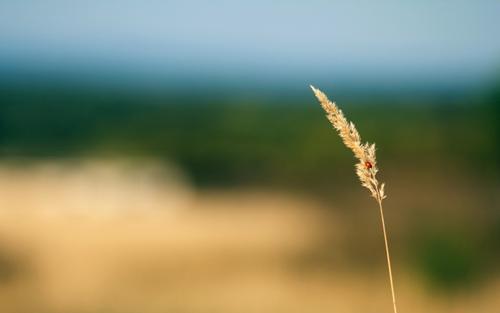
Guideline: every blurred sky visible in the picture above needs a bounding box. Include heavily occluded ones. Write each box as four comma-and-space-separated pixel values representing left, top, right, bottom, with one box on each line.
1, 0, 499, 90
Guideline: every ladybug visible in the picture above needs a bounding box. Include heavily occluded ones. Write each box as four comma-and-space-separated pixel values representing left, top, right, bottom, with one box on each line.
365, 161, 373, 169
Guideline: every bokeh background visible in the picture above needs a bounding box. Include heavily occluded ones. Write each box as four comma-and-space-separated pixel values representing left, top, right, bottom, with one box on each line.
0, 1, 499, 312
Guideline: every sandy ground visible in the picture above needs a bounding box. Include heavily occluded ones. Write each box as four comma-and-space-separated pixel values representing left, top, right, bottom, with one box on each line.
0, 160, 497, 313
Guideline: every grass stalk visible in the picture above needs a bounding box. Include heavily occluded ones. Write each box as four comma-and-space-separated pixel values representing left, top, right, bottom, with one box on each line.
377, 198, 398, 313
311, 85, 398, 313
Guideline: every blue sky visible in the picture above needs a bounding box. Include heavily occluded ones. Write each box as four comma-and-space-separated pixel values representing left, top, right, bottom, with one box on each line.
1, 0, 499, 89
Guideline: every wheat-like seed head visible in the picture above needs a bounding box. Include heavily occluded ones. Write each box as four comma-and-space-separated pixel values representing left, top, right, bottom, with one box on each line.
310, 85, 386, 202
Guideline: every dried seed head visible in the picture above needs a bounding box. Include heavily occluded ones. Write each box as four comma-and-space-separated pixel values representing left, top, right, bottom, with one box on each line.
311, 85, 386, 202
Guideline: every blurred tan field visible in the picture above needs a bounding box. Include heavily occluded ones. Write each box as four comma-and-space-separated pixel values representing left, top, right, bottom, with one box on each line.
0, 160, 498, 313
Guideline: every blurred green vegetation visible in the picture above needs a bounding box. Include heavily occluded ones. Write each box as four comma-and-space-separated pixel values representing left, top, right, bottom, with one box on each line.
413, 229, 486, 290
0, 85, 498, 189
